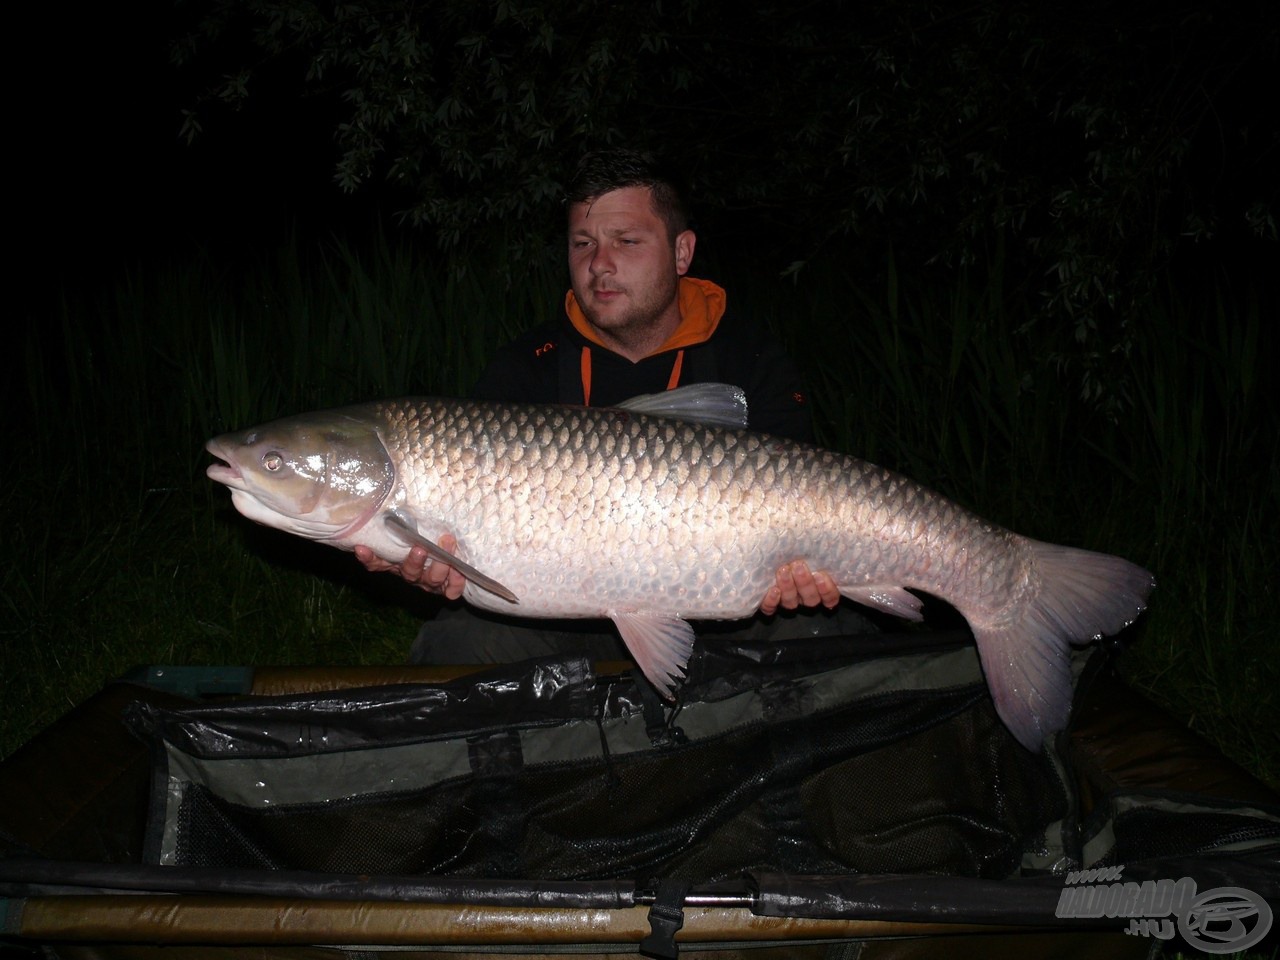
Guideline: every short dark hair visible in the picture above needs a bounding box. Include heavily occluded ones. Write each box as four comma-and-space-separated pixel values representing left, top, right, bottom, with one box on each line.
566, 149, 690, 239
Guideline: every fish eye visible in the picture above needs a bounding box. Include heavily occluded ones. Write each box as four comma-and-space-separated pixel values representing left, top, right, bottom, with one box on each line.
263, 453, 284, 471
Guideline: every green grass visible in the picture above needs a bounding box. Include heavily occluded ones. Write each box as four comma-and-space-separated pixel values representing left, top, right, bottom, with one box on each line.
3, 230, 1276, 795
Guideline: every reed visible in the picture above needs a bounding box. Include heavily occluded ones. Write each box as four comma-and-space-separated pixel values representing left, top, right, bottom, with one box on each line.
760, 251, 1276, 782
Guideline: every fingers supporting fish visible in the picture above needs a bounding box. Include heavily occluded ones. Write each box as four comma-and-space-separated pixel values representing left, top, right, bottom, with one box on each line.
384, 513, 519, 604
761, 560, 840, 615
417, 537, 468, 601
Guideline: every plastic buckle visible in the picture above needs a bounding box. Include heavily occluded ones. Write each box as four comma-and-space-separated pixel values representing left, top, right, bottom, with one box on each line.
639, 878, 692, 959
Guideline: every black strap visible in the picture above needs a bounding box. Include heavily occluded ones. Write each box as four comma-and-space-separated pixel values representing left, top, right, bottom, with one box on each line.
639, 878, 692, 959
634, 669, 688, 747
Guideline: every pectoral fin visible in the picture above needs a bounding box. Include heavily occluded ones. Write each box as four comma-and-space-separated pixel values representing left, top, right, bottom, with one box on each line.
609, 612, 696, 699
383, 512, 519, 604
841, 585, 925, 620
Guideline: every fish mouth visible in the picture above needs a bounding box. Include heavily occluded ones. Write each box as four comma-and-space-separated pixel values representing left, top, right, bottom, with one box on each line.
205, 440, 246, 491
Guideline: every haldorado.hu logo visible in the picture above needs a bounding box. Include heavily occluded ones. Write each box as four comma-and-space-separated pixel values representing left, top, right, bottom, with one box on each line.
1055, 866, 1272, 953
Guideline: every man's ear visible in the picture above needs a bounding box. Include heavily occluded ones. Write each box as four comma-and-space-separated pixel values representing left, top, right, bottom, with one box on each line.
674, 229, 696, 276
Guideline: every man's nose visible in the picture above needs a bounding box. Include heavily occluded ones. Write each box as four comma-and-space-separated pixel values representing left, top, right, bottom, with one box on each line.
589, 246, 614, 275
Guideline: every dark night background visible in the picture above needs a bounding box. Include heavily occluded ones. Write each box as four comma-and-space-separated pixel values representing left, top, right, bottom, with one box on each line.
17, 5, 359, 299
19, 1, 1277, 301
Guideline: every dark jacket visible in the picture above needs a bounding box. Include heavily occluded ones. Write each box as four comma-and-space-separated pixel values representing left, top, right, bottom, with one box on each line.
472, 277, 813, 442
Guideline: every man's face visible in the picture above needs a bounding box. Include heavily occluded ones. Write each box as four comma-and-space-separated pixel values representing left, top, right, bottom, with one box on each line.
567, 185, 695, 347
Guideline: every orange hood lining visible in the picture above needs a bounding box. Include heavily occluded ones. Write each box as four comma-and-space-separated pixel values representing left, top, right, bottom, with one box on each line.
564, 277, 727, 358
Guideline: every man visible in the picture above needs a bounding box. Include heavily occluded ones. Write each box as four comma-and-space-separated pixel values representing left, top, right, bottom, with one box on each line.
357, 149, 847, 659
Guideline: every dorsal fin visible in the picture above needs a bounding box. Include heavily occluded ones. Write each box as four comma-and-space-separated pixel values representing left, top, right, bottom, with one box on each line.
616, 383, 748, 429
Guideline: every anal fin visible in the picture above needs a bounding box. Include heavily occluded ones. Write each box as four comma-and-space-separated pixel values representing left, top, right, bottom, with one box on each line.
609, 612, 696, 699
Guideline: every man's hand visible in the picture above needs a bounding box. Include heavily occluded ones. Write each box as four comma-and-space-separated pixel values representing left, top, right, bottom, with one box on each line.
760, 560, 841, 616
353, 534, 467, 600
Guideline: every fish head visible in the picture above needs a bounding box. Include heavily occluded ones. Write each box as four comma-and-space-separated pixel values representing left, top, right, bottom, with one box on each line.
206, 410, 395, 541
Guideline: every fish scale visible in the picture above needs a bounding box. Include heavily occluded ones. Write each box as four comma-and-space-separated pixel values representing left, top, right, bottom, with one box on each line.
383, 399, 788, 618
206, 384, 1155, 752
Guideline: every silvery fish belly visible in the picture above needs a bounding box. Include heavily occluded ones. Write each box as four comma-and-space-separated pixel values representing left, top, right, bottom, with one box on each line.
205, 385, 1155, 752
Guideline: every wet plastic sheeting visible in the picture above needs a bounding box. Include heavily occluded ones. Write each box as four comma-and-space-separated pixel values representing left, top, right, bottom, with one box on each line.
124, 638, 1069, 883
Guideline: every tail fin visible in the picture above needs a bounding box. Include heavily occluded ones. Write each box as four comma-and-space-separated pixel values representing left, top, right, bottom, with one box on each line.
970, 540, 1155, 752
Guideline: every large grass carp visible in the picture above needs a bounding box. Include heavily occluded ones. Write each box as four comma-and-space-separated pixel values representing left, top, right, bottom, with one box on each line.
206, 384, 1154, 751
